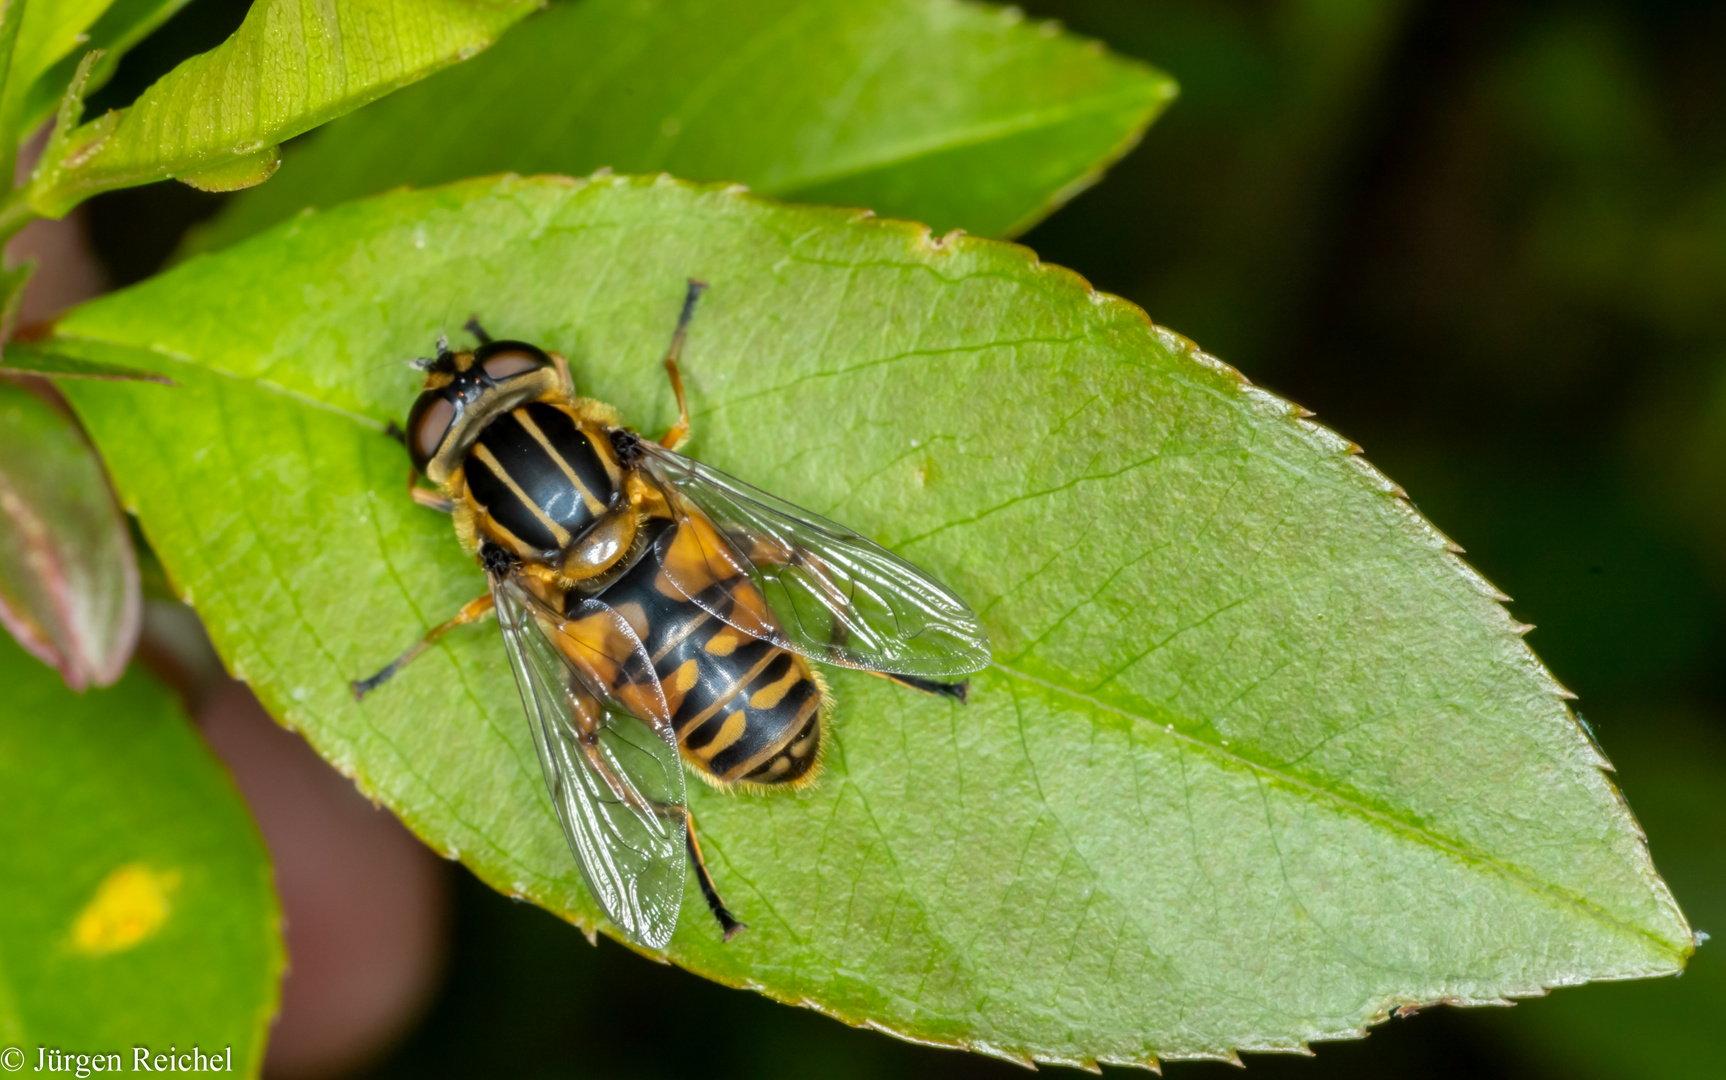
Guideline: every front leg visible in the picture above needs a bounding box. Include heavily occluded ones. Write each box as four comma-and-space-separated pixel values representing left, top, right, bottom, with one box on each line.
656, 279, 707, 450
407, 469, 455, 513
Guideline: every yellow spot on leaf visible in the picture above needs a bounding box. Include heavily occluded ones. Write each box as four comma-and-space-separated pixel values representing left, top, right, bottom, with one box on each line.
71, 864, 180, 955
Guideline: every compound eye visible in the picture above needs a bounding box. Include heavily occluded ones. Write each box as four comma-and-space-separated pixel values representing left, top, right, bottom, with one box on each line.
481, 349, 544, 380
408, 395, 457, 471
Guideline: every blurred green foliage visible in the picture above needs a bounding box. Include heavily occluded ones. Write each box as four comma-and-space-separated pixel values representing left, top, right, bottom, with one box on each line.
0, 634, 280, 1071
72, 0, 1726, 1076
191, 0, 1175, 246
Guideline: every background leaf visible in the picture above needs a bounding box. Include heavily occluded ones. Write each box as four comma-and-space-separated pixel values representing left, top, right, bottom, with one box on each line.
50, 174, 1688, 1065
1, 341, 175, 382
190, 0, 1174, 251
26, 0, 542, 216
0, 633, 280, 1072
22, 0, 197, 135
0, 0, 113, 144
0, 377, 138, 688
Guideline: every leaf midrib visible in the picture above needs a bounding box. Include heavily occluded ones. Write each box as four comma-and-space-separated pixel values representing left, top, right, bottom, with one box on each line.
61, 335, 1684, 960
771, 89, 1165, 197
992, 660, 1685, 960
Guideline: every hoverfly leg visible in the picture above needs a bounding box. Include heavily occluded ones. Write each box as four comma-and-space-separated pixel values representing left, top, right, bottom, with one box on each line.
408, 469, 455, 513
384, 421, 408, 446
573, 733, 746, 941
657, 278, 707, 450
678, 810, 746, 941
351, 593, 495, 699
463, 316, 494, 345
868, 670, 970, 703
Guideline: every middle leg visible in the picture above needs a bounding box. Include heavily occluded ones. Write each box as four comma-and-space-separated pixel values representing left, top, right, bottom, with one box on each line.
727, 528, 972, 703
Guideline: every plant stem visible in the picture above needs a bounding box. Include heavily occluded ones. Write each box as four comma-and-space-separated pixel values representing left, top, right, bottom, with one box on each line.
0, 188, 35, 248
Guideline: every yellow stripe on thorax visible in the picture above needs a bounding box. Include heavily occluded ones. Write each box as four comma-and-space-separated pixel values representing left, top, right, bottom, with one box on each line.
470, 443, 572, 548
513, 408, 607, 515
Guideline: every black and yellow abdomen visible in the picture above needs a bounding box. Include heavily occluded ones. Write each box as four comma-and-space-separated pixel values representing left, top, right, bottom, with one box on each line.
589, 518, 825, 787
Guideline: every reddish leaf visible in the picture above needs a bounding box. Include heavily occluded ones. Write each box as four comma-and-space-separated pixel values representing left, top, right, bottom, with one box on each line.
0, 376, 138, 688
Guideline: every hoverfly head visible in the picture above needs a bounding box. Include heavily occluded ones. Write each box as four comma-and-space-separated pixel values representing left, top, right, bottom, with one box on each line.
404, 336, 557, 475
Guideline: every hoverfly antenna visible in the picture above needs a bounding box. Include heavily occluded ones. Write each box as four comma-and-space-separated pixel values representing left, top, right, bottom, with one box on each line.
435, 331, 452, 361
406, 356, 435, 371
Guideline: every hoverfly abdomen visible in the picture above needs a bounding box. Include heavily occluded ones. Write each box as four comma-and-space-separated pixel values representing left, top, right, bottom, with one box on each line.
677, 645, 824, 787
592, 518, 825, 788
463, 402, 619, 556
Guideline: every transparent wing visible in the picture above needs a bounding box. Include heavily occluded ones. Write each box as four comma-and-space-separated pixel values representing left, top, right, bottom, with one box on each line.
491, 574, 687, 949
637, 441, 991, 677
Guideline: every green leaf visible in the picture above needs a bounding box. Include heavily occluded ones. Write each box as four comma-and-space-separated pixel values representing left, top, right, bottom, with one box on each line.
191, 0, 1174, 252
26, 0, 542, 217
0, 634, 281, 1069
21, 0, 198, 135
0, 0, 29, 184
179, 145, 280, 193
0, 0, 111, 149
1475, 708, 1726, 1080
51, 174, 1690, 1065
0, 376, 138, 689
1, 340, 175, 382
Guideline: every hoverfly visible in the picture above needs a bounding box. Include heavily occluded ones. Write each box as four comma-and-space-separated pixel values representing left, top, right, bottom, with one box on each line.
352, 282, 991, 948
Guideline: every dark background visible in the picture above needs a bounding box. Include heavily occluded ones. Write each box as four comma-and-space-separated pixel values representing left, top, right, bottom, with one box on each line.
82, 0, 1726, 1076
